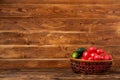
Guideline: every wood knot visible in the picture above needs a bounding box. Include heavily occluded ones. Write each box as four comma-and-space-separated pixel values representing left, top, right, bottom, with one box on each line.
17, 8, 27, 12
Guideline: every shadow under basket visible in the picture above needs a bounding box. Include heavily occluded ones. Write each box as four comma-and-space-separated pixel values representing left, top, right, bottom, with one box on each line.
70, 58, 113, 74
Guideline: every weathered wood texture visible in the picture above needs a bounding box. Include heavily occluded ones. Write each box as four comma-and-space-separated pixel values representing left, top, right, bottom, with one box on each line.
0, 18, 120, 32
0, 69, 119, 80
0, 4, 120, 18
0, 18, 91, 31
0, 45, 88, 59
0, 32, 119, 45
0, 59, 70, 69
0, 0, 120, 69
0, 32, 89, 45
0, 45, 119, 59
0, 59, 119, 69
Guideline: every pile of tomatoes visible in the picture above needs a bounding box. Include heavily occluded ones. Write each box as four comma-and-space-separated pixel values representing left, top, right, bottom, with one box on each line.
72, 46, 112, 60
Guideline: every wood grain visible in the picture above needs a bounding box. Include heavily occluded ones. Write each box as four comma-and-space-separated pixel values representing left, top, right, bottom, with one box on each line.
0, 0, 120, 4
88, 32, 120, 45
0, 32, 89, 45
0, 59, 119, 69
0, 59, 70, 69
0, 69, 119, 80
90, 19, 120, 33
0, 4, 120, 18
0, 0, 120, 70
0, 45, 119, 59
0, 18, 120, 32
0, 18, 90, 32
0, 32, 119, 45
0, 45, 89, 59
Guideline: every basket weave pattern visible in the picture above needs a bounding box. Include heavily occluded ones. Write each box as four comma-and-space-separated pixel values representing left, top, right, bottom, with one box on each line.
70, 58, 112, 74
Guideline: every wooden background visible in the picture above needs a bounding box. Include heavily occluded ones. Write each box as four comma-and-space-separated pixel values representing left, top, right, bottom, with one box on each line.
0, 0, 120, 69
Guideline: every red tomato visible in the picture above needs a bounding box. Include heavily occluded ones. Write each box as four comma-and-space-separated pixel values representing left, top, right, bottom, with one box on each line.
88, 56, 94, 60
87, 46, 97, 53
109, 55, 112, 60
100, 56, 104, 60
94, 55, 101, 60
90, 52, 97, 57
83, 51, 90, 60
104, 54, 110, 60
96, 49, 104, 55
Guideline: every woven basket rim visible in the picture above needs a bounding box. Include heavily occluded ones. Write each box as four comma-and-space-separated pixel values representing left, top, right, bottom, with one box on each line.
70, 58, 113, 62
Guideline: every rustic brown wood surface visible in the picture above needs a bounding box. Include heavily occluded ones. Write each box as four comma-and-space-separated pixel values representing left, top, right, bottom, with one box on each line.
0, 45, 87, 59
0, 68, 119, 80
0, 58, 119, 69
0, 32, 119, 45
0, 32, 89, 45
0, 0, 120, 69
0, 4, 120, 18
0, 18, 120, 32
0, 45, 119, 59
0, 59, 70, 69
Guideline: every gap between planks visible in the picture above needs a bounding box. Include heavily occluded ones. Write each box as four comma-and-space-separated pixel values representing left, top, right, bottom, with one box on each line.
0, 45, 119, 48
1, 17, 120, 20
0, 4, 120, 6
0, 58, 68, 61
0, 2, 120, 5
0, 58, 119, 61
0, 45, 91, 47
0, 30, 119, 33
0, 30, 86, 33
1, 16, 120, 19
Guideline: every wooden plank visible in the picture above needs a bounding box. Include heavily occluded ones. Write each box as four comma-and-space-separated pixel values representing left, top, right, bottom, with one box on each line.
88, 32, 120, 45
0, 18, 120, 32
0, 69, 119, 80
90, 19, 120, 33
0, 59, 70, 69
0, 18, 91, 32
0, 45, 90, 59
0, 32, 89, 45
0, 59, 119, 69
0, 0, 120, 4
0, 32, 120, 45
0, 4, 120, 18
0, 45, 119, 59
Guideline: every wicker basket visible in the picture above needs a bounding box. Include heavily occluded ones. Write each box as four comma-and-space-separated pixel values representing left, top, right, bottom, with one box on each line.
70, 58, 112, 74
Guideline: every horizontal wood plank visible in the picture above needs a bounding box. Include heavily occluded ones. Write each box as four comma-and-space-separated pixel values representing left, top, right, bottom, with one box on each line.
0, 59, 70, 69
90, 19, 120, 33
0, 45, 119, 59
0, 18, 91, 32
0, 4, 120, 18
88, 32, 120, 45
0, 32, 89, 45
0, 0, 120, 4
0, 69, 120, 80
0, 59, 119, 69
0, 32, 120, 45
0, 18, 120, 32
0, 45, 89, 59
0, 69, 119, 80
